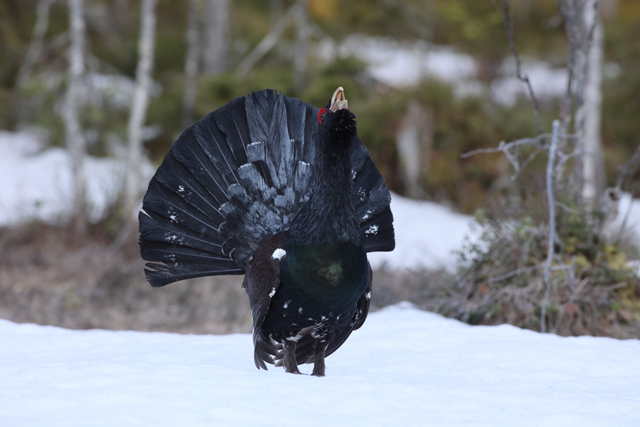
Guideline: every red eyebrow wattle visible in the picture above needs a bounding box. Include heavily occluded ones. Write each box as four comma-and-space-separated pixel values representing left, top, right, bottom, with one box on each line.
317, 108, 326, 124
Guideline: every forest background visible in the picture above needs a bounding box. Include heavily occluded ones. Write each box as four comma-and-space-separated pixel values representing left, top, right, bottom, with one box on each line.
1, 0, 640, 338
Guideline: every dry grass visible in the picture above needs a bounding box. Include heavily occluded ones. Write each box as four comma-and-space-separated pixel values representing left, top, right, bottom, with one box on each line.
0, 222, 252, 334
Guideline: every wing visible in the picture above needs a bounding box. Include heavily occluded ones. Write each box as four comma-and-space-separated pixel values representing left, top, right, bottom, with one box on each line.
351, 146, 396, 253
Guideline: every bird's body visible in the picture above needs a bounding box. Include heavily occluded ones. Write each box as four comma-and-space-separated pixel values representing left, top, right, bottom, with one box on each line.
139, 88, 394, 375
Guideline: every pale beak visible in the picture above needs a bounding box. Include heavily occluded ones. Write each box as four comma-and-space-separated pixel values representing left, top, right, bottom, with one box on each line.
330, 87, 349, 112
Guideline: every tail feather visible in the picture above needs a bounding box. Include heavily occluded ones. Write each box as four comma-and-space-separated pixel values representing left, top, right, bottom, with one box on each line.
141, 183, 225, 252
352, 156, 395, 252
139, 89, 394, 287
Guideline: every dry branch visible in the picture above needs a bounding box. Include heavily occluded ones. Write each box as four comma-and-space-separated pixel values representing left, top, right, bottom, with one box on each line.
541, 120, 561, 333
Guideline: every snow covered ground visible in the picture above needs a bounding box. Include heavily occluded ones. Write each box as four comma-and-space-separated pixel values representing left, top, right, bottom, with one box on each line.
1, 304, 639, 427
0, 130, 153, 226
368, 194, 478, 270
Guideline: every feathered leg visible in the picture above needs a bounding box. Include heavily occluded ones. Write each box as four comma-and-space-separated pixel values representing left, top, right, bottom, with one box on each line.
311, 338, 328, 377
283, 340, 302, 374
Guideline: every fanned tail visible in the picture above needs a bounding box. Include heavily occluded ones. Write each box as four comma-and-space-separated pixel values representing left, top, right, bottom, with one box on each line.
139, 90, 394, 287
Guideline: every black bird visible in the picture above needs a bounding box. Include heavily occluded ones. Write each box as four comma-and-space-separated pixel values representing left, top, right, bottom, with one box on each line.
139, 87, 395, 376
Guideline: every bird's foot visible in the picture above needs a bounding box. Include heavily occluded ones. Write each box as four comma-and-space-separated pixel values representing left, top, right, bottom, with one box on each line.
285, 365, 303, 375
311, 366, 325, 377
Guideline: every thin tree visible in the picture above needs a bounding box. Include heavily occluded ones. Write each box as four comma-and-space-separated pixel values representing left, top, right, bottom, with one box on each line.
182, 0, 203, 128
125, 0, 157, 216
579, 0, 605, 207
18, 0, 55, 88
558, 0, 605, 206
293, 0, 309, 94
64, 0, 88, 234
202, 0, 229, 75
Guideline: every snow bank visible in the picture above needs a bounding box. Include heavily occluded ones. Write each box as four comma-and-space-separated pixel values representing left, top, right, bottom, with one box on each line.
1, 304, 638, 427
368, 193, 478, 271
0, 130, 143, 225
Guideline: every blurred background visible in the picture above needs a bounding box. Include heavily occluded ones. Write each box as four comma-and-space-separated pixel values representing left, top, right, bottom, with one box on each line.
1, 0, 639, 338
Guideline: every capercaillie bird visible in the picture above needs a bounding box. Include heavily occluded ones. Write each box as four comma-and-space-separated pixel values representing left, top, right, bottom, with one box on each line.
139, 87, 395, 376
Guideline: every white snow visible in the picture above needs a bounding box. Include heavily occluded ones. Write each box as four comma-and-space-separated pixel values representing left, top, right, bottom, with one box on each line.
0, 130, 152, 225
321, 35, 621, 107
491, 61, 569, 106
1, 304, 638, 427
611, 192, 640, 242
331, 35, 481, 97
368, 193, 479, 271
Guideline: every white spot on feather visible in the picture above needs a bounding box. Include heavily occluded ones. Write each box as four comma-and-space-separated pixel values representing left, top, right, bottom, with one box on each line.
298, 307, 303, 314
269, 287, 276, 298
366, 291, 372, 300
177, 185, 185, 193
272, 248, 286, 260
365, 225, 379, 235
286, 334, 303, 342
169, 215, 177, 222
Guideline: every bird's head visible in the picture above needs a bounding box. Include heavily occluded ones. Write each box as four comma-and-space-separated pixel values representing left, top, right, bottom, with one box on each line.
317, 87, 358, 145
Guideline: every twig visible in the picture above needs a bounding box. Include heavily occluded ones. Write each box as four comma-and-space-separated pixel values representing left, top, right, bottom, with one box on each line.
492, 0, 543, 136
461, 133, 578, 159
614, 143, 640, 190
554, 201, 580, 214
541, 120, 560, 333
461, 134, 549, 158
489, 265, 542, 283
236, 1, 300, 76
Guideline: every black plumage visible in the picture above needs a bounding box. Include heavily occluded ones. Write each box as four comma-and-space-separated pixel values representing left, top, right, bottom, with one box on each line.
139, 88, 395, 376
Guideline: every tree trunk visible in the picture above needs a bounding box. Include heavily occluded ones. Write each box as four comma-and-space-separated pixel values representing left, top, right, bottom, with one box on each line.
202, 0, 229, 75
182, 0, 202, 128
64, 0, 88, 234
395, 101, 432, 199
580, 0, 605, 207
125, 0, 157, 217
18, 0, 54, 88
560, 0, 605, 208
293, 0, 309, 94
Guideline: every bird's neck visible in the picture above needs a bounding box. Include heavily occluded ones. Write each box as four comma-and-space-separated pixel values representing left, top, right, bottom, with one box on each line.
289, 140, 359, 246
